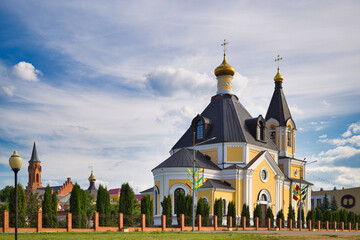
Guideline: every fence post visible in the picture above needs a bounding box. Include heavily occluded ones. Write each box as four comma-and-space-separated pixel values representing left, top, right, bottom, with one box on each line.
119, 213, 123, 230
341, 221, 344, 231
67, 212, 72, 232
355, 222, 358, 231
349, 222, 351, 232
94, 212, 99, 231
325, 221, 328, 231
308, 220, 312, 231
334, 221, 337, 230
278, 218, 282, 231
197, 214, 202, 231
267, 218, 270, 230
255, 217, 259, 230
37, 210, 42, 232
161, 215, 166, 231
317, 220, 320, 231
242, 216, 246, 230
289, 219, 292, 230
214, 215, 218, 231
228, 216, 232, 228
180, 214, 184, 231
141, 214, 146, 232
3, 210, 9, 233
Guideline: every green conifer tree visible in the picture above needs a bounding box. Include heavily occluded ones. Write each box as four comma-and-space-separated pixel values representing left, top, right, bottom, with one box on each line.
26, 191, 40, 227
196, 198, 210, 226
330, 196, 338, 211
227, 201, 236, 227
322, 194, 330, 211
265, 207, 274, 227
287, 204, 295, 228
161, 195, 172, 227
42, 185, 53, 227
276, 209, 285, 228
51, 192, 58, 227
213, 198, 223, 226
118, 183, 135, 226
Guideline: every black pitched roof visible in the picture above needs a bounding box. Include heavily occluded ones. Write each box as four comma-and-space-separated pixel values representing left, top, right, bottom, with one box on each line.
152, 148, 220, 171
29, 141, 41, 163
172, 94, 278, 151
201, 179, 235, 191
140, 187, 154, 194
265, 81, 295, 128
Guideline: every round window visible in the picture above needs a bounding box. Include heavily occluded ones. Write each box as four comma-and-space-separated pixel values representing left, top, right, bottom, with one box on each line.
260, 167, 269, 182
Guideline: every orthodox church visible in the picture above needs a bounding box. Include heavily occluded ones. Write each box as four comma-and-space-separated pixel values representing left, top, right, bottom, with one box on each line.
148, 47, 312, 224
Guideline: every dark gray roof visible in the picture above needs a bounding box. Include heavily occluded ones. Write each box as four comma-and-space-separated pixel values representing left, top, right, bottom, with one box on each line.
140, 187, 154, 194
172, 94, 278, 150
289, 177, 313, 186
224, 164, 243, 170
29, 141, 41, 163
152, 148, 220, 171
245, 151, 266, 169
201, 179, 235, 191
265, 81, 295, 128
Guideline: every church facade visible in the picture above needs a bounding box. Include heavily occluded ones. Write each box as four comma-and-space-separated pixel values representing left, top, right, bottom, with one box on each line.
149, 50, 312, 225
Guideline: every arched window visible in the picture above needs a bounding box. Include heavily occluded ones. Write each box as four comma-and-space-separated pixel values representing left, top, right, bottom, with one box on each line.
260, 194, 267, 201
36, 173, 40, 183
196, 120, 204, 140
287, 126, 292, 147
222, 199, 227, 215
174, 188, 185, 213
154, 187, 159, 215
202, 197, 208, 204
269, 125, 276, 144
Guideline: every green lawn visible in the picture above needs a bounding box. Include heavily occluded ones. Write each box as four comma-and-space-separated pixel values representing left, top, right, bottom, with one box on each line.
1, 232, 359, 240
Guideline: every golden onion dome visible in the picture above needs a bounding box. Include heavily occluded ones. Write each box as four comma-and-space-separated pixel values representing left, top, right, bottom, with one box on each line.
214, 54, 235, 77
88, 170, 96, 182
274, 68, 283, 82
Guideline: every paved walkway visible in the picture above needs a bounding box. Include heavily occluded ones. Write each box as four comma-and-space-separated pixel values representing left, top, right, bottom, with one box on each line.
233, 230, 360, 236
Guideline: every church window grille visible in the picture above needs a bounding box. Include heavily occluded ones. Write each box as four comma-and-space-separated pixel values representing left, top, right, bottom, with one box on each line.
260, 167, 269, 183
222, 199, 227, 215
287, 127, 292, 147
174, 188, 185, 213
196, 120, 204, 140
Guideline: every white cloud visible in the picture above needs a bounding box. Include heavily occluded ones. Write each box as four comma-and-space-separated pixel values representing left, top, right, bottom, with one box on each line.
321, 100, 330, 108
342, 122, 360, 137
13, 61, 42, 81
2, 85, 16, 96
319, 146, 360, 163
318, 134, 327, 139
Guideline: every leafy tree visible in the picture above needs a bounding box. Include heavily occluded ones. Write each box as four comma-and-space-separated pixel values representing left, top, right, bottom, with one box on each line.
287, 204, 295, 228
0, 186, 13, 202
196, 198, 210, 226
141, 195, 154, 227
161, 195, 172, 227
330, 196, 338, 211
86, 191, 96, 218
253, 204, 262, 226
322, 194, 330, 211
26, 191, 40, 227
8, 184, 26, 227
265, 207, 274, 227
276, 209, 285, 228
118, 183, 135, 226
51, 192, 58, 227
241, 204, 250, 227
96, 185, 111, 226
213, 198, 223, 226
227, 201, 236, 227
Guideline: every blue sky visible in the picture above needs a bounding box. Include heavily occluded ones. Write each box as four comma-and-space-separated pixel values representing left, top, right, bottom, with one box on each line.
0, 1, 359, 192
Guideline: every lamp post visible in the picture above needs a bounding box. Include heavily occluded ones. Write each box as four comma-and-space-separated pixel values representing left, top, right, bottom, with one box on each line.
299, 159, 317, 231
192, 133, 216, 231
9, 151, 22, 240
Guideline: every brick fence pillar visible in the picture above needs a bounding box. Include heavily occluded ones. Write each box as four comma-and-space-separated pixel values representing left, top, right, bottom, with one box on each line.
348, 222, 351, 232
289, 219, 293, 230
317, 220, 321, 231
161, 215, 166, 231
326, 221, 329, 231
255, 217, 259, 230
334, 221, 337, 230
355, 222, 358, 231
214, 215, 218, 231
3, 210, 9, 233
267, 218, 271, 230
278, 218, 282, 231
242, 216, 246, 230
119, 213, 123, 230
228, 216, 232, 228
67, 212, 72, 232
37, 211, 42, 232
180, 214, 184, 231
308, 220, 312, 231
94, 212, 99, 231
341, 221, 344, 231
141, 214, 146, 232
197, 214, 202, 231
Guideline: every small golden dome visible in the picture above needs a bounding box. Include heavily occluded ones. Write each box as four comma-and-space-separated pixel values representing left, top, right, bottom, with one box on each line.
274, 68, 283, 82
88, 170, 96, 182
214, 54, 235, 77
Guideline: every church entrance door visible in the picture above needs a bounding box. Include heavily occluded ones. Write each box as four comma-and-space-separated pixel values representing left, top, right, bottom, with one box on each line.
261, 204, 267, 227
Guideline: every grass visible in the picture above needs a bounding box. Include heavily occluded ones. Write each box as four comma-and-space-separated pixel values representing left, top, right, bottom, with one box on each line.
0, 232, 359, 240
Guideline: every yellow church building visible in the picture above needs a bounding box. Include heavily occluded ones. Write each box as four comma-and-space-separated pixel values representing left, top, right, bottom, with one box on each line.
147, 49, 312, 225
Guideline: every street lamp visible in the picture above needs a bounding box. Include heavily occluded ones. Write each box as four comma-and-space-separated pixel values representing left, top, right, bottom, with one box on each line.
9, 151, 22, 240
192, 133, 216, 231
299, 159, 317, 231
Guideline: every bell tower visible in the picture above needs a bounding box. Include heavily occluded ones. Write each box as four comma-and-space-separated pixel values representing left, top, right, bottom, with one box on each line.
26, 140, 42, 192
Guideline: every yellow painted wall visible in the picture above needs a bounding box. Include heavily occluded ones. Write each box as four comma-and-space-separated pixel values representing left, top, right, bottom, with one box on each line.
227, 146, 243, 162
224, 178, 243, 215
252, 160, 276, 210
169, 179, 192, 192
249, 149, 260, 161
283, 186, 290, 217
290, 164, 303, 179
200, 148, 218, 166
214, 191, 235, 214
286, 122, 294, 154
